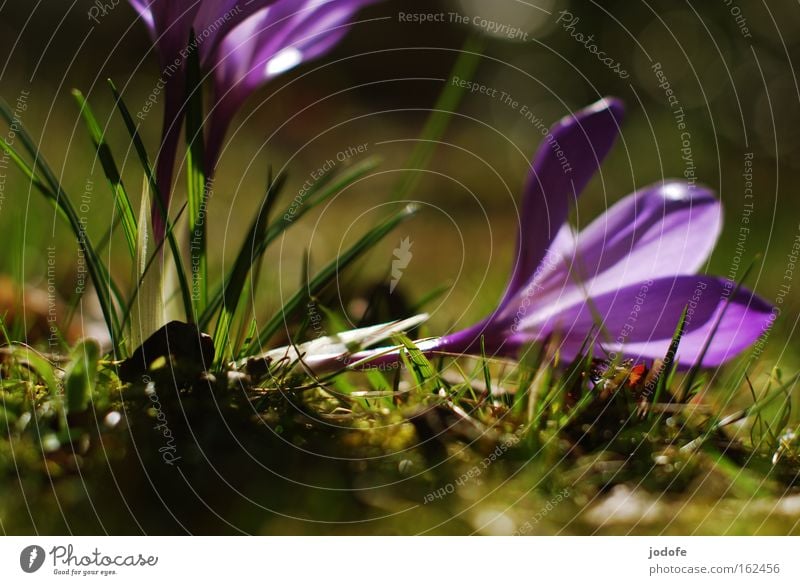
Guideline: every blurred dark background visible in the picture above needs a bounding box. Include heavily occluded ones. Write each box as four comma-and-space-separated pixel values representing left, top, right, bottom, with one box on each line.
1, 0, 799, 369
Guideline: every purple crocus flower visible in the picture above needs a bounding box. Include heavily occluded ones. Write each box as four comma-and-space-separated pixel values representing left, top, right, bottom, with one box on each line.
128, 0, 376, 237
204, 0, 378, 173
129, 0, 276, 236
330, 98, 772, 371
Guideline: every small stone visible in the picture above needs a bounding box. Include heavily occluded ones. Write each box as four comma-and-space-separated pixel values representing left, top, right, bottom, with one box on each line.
585, 485, 664, 526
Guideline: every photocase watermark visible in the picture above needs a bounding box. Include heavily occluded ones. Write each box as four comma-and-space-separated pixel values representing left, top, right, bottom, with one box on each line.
137, 4, 244, 120
20, 545, 46, 573
0, 89, 30, 216
722, 152, 755, 300
46, 246, 58, 347
390, 236, 413, 294
449, 12, 529, 41
508, 244, 562, 334
556, 11, 629, 79
513, 487, 570, 535
87, 0, 120, 24
307, 300, 326, 339
751, 222, 800, 359
605, 279, 655, 366
74, 177, 93, 296
283, 142, 369, 223
721, 0, 752, 38
398, 11, 528, 40
143, 376, 181, 466
423, 436, 519, 503
450, 76, 573, 174
652, 62, 696, 189
190, 176, 215, 302
20, 543, 158, 576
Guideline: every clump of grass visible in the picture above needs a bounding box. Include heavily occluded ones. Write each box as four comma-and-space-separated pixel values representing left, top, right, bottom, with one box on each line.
1, 317, 797, 534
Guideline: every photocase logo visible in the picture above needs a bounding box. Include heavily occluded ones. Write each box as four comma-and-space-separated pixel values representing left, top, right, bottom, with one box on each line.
390, 237, 413, 293
19, 545, 45, 573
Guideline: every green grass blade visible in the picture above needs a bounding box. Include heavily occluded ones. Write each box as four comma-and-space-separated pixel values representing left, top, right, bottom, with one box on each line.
64, 338, 100, 414
185, 35, 207, 316
480, 336, 492, 399
247, 204, 417, 355
212, 173, 284, 367
127, 177, 162, 348
8, 206, 25, 341
0, 137, 51, 195
12, 346, 60, 397
107, 79, 194, 323
120, 202, 187, 335
409, 281, 452, 313
683, 372, 800, 454
391, 35, 484, 201
394, 333, 438, 395
648, 306, 688, 419
683, 263, 756, 396
0, 100, 68, 198
71, 89, 137, 259
1, 98, 125, 322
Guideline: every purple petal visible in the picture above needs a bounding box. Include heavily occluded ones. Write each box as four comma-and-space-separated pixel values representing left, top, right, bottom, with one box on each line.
569, 181, 720, 286
205, 0, 376, 170
127, 0, 154, 29
497, 97, 625, 313
128, 1, 201, 238
148, 1, 200, 67
249, 0, 377, 75
508, 181, 722, 321
195, 0, 282, 64
524, 276, 773, 367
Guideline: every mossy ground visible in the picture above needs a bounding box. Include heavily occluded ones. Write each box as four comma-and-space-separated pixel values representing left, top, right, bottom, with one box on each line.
2, 342, 798, 535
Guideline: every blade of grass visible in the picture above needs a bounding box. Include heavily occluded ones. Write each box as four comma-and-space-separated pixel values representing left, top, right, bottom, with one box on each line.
8, 205, 25, 341
14, 346, 60, 398
71, 89, 137, 259
120, 202, 187, 335
0, 99, 98, 212
247, 204, 417, 355
701, 443, 770, 498
107, 79, 193, 322
409, 280, 452, 313
683, 371, 800, 452
480, 336, 492, 399
212, 172, 284, 367
2, 99, 120, 299
394, 333, 439, 396
683, 263, 755, 396
185, 35, 207, 316
127, 177, 162, 348
64, 212, 125, 328
0, 98, 127, 336
648, 306, 688, 420
63, 338, 100, 414
390, 34, 484, 201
